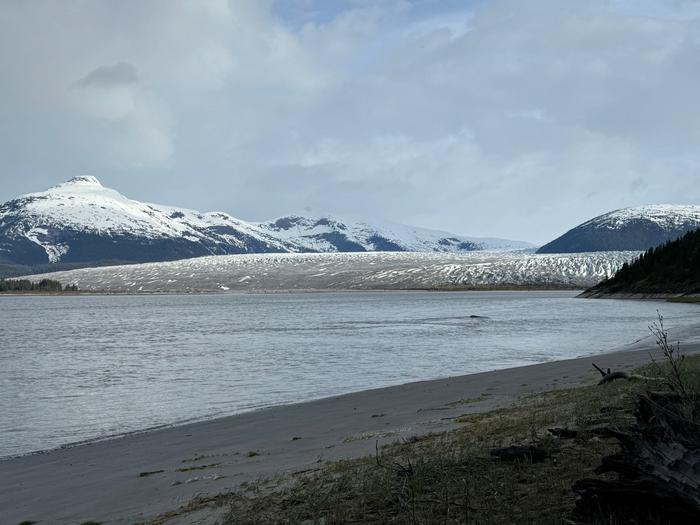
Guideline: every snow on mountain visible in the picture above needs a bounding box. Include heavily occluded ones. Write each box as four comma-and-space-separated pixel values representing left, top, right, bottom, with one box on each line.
255, 214, 534, 253
537, 204, 700, 254
22, 250, 638, 292
580, 205, 700, 230
0, 177, 533, 268
0, 176, 297, 266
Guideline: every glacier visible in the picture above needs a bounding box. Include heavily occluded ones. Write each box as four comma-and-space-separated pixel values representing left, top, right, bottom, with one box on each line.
23, 250, 641, 292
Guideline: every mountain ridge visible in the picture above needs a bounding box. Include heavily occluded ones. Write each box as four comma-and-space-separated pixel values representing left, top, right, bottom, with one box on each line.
0, 177, 533, 271
537, 204, 700, 253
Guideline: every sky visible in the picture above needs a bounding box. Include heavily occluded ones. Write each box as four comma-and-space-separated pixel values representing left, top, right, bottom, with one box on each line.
1, 0, 700, 244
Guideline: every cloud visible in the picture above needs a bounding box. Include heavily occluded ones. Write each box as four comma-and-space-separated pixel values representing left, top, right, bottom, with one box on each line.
77, 62, 140, 87
70, 62, 173, 167
1, 0, 700, 243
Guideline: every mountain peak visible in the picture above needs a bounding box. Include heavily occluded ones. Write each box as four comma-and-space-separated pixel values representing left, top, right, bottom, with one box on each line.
537, 203, 700, 253
0, 178, 533, 267
64, 175, 103, 187
595, 204, 700, 223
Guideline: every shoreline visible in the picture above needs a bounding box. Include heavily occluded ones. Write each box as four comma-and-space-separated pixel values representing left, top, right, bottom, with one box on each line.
578, 290, 697, 299
0, 286, 668, 463
0, 313, 609, 463
3, 327, 700, 525
4, 285, 697, 299
0, 286, 586, 297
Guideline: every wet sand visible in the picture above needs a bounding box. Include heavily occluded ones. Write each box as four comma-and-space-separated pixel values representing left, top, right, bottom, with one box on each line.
2, 330, 699, 525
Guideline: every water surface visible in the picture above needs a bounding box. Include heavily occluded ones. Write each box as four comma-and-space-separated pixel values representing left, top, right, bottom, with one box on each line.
1, 291, 697, 457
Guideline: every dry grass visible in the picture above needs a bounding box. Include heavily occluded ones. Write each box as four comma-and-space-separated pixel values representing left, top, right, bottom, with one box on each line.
220, 377, 655, 524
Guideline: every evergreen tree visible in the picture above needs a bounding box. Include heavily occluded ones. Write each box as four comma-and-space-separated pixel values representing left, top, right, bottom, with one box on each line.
0, 278, 78, 292
589, 228, 700, 294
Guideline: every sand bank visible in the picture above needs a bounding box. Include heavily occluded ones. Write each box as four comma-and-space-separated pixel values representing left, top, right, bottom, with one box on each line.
2, 328, 699, 524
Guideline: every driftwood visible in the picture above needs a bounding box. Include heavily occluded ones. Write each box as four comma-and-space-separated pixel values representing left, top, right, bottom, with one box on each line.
570, 391, 700, 524
490, 444, 548, 463
592, 362, 664, 385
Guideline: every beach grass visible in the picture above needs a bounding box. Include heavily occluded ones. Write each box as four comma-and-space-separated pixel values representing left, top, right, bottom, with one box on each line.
214, 359, 700, 525
221, 388, 626, 524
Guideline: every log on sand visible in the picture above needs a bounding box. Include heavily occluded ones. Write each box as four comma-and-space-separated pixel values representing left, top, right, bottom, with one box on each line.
569, 390, 700, 524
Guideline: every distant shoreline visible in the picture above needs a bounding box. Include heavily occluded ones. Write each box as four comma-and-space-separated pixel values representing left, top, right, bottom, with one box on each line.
7, 285, 695, 300
0, 286, 585, 297
0, 291, 82, 296
14, 286, 698, 298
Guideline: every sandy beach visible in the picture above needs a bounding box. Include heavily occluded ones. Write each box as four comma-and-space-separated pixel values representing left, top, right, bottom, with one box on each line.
2, 326, 699, 525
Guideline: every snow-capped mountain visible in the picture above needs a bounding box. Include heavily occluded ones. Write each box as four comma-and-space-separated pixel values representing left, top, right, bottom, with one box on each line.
537, 204, 700, 253
0, 176, 299, 267
256, 214, 533, 253
0, 177, 533, 268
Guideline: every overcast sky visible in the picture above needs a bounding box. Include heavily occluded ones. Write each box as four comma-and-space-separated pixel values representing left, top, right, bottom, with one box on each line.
2, 0, 700, 244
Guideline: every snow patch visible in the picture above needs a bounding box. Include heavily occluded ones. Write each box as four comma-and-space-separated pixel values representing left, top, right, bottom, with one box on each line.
583, 204, 700, 230
24, 227, 70, 263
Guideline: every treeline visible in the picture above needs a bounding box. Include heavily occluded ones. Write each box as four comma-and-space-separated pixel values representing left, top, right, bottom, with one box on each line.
0, 278, 78, 292
589, 228, 700, 294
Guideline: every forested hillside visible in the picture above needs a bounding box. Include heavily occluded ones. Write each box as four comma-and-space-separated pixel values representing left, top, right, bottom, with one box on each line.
585, 228, 700, 295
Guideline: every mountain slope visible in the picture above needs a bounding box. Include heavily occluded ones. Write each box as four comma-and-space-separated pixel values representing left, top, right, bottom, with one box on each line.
0, 176, 300, 266
584, 228, 700, 296
537, 205, 700, 253
256, 215, 533, 253
0, 177, 532, 269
